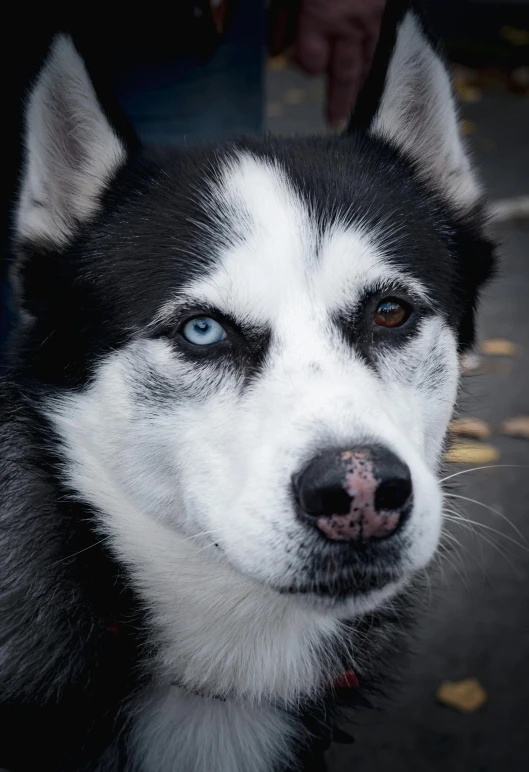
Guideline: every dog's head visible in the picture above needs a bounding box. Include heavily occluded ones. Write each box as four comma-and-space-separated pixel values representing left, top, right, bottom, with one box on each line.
13, 5, 493, 684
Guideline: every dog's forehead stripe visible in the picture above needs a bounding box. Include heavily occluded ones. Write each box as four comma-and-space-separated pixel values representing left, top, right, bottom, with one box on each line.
158, 154, 430, 327
204, 154, 315, 324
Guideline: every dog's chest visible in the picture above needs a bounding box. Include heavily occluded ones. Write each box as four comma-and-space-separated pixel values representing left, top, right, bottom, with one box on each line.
130, 686, 300, 772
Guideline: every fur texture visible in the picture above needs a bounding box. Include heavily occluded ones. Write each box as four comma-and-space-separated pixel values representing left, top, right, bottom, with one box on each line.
1, 3, 494, 770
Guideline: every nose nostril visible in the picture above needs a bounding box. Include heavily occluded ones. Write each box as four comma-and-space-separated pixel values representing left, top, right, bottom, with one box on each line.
319, 486, 352, 517
374, 478, 412, 511
299, 484, 351, 517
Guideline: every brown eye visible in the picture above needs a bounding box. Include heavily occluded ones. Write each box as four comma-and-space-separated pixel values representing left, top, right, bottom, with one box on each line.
374, 299, 409, 328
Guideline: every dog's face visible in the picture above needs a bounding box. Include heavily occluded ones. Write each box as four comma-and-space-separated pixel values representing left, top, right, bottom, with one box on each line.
39, 148, 462, 614
14, 14, 493, 633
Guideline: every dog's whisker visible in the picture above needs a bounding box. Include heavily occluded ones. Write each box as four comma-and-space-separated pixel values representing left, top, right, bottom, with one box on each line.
440, 524, 472, 556
422, 564, 434, 605
443, 499, 528, 574
447, 501, 492, 568
440, 514, 494, 578
182, 540, 221, 557
441, 531, 490, 584
436, 541, 473, 588
443, 512, 522, 574
439, 464, 528, 484
176, 529, 224, 545
444, 510, 529, 550
444, 493, 526, 542
50, 535, 113, 566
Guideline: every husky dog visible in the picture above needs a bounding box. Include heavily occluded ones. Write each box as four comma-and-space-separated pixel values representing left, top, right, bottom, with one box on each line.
0, 2, 494, 770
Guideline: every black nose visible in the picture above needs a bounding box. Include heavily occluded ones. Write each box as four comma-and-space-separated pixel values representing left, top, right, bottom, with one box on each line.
292, 446, 412, 542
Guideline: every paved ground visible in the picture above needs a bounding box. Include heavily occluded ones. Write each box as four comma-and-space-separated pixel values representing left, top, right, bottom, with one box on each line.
267, 65, 529, 771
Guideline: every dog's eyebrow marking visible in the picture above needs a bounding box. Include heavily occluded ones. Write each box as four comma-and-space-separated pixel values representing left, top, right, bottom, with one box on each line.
149, 296, 198, 330
314, 225, 432, 312
149, 297, 206, 327
355, 279, 434, 308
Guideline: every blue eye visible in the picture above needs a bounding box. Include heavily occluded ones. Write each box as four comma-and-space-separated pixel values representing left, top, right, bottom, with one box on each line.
181, 317, 227, 346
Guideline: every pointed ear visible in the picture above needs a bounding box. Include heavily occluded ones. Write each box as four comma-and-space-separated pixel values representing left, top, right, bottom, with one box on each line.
16, 34, 127, 248
352, 1, 481, 213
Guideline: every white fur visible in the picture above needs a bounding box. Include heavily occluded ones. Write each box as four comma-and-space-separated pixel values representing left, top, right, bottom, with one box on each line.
130, 687, 301, 772
371, 12, 482, 211
17, 35, 125, 246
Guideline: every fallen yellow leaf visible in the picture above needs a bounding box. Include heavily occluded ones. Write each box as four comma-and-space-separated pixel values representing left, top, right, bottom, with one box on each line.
500, 25, 529, 47
450, 417, 491, 440
460, 119, 476, 136
266, 102, 283, 118
500, 416, 529, 440
460, 353, 481, 374
437, 678, 487, 713
512, 66, 529, 91
268, 55, 289, 71
284, 88, 307, 105
480, 338, 519, 356
445, 441, 499, 464
490, 195, 529, 223
456, 84, 481, 103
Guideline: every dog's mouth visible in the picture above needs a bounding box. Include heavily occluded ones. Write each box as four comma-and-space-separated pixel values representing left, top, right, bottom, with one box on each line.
275, 565, 404, 601
263, 526, 412, 605
280, 569, 401, 595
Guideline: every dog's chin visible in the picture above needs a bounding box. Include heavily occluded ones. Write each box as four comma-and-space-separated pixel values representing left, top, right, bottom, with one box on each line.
270, 571, 409, 614
212, 534, 411, 615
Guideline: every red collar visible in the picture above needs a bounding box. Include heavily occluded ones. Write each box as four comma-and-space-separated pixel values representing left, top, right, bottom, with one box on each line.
188, 670, 359, 701
331, 670, 359, 690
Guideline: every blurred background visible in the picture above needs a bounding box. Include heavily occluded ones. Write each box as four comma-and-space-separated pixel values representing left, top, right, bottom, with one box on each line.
2, 1, 528, 769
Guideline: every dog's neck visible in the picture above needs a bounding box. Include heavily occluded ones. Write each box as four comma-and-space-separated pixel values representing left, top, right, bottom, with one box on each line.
129, 684, 304, 772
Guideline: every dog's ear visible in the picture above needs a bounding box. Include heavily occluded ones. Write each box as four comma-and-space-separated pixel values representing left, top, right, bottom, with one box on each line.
352, 1, 481, 213
16, 34, 127, 248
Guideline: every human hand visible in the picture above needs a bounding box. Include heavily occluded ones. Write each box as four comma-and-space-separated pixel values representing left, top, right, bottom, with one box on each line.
294, 0, 386, 130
